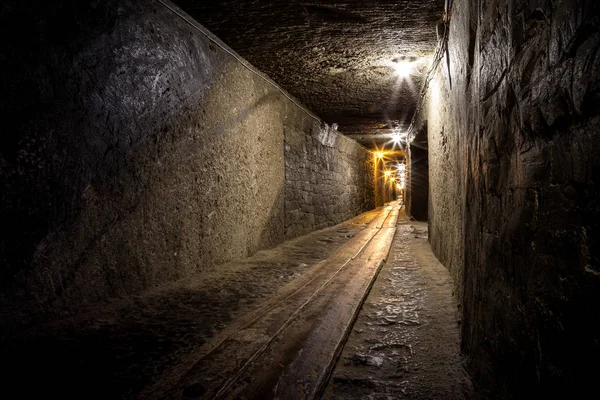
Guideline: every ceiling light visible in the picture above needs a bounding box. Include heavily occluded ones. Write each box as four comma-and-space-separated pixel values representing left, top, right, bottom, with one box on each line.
391, 130, 407, 144
393, 61, 413, 78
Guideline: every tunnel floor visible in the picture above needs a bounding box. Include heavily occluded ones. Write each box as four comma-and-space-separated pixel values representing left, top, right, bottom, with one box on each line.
323, 216, 473, 399
2, 204, 471, 399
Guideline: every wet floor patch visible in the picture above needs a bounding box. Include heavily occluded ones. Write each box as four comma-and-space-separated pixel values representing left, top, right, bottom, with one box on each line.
322, 217, 473, 400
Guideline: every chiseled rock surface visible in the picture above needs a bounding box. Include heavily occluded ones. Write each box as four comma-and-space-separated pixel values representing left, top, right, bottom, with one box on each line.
427, 0, 600, 397
0, 0, 373, 327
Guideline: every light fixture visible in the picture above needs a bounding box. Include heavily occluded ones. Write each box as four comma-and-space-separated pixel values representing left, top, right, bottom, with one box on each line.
390, 129, 408, 146
375, 151, 384, 159
393, 61, 413, 78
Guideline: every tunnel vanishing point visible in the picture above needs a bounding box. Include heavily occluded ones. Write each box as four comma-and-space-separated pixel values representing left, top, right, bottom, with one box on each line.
1, 0, 599, 399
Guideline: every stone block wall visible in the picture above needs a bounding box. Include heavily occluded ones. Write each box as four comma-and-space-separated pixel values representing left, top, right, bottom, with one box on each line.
0, 0, 374, 327
284, 114, 374, 239
425, 0, 600, 396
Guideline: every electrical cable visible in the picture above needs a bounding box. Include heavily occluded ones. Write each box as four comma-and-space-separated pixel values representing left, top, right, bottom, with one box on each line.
406, 0, 454, 143
154, 0, 378, 151
154, 0, 321, 123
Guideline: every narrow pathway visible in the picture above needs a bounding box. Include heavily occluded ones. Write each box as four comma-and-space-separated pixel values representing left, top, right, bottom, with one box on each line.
322, 214, 473, 399
2, 207, 472, 399
160, 203, 399, 399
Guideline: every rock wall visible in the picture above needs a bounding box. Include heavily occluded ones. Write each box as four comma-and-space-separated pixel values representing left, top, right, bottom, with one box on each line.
425, 0, 471, 304
406, 125, 429, 221
0, 0, 374, 326
425, 0, 600, 396
284, 119, 374, 238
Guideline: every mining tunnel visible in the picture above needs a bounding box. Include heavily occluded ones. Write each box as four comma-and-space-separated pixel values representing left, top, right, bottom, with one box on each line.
0, 0, 599, 399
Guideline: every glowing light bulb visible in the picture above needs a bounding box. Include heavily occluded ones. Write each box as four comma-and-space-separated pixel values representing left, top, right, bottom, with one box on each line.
392, 130, 407, 145
375, 151, 384, 159
393, 61, 413, 78
384, 170, 392, 177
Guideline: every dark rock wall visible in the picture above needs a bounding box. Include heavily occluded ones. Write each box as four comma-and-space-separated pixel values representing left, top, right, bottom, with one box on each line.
426, 0, 600, 396
284, 119, 374, 238
426, 0, 471, 305
406, 125, 429, 221
0, 0, 373, 326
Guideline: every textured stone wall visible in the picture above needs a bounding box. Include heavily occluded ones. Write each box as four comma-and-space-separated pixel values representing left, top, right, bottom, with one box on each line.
426, 0, 600, 396
284, 118, 374, 238
0, 0, 373, 326
426, 0, 472, 304
406, 125, 429, 221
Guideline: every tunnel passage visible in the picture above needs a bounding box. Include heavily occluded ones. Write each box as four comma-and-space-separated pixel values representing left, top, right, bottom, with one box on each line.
1, 0, 599, 399
373, 150, 407, 208
0, 0, 439, 326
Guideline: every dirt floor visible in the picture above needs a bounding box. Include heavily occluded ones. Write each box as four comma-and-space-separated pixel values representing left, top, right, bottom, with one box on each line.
322, 214, 473, 399
2, 209, 379, 399
158, 203, 399, 400
2, 208, 473, 399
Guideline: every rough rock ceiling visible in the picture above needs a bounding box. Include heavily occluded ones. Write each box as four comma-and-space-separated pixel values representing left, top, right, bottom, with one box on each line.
172, 0, 444, 148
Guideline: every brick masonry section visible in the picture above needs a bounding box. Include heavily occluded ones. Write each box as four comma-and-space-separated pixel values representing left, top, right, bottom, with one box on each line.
284, 118, 374, 239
